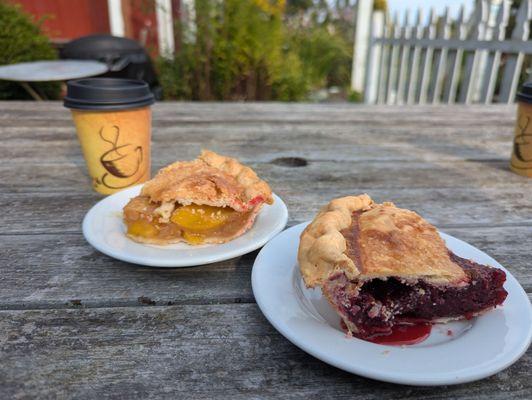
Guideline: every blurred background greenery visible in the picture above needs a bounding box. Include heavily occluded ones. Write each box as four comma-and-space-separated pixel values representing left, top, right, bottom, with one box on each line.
0, 1, 60, 100
157, 0, 360, 101
5, 0, 526, 103
1, 0, 361, 101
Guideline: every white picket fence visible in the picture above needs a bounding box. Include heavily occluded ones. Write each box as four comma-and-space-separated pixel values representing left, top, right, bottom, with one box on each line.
358, 0, 532, 105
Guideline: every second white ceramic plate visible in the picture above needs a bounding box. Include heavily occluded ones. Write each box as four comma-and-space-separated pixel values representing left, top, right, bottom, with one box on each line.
83, 185, 288, 267
252, 222, 532, 386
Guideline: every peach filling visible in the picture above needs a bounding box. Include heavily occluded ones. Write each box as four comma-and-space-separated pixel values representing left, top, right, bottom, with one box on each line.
170, 204, 236, 231
123, 196, 251, 244
170, 204, 237, 244
127, 220, 159, 238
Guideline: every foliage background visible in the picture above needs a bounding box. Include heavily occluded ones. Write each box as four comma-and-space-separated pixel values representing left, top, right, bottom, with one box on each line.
0, 1, 59, 100
157, 0, 356, 101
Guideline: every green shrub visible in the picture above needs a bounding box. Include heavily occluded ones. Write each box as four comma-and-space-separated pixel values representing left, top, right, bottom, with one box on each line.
158, 0, 309, 101
348, 89, 363, 103
0, 2, 59, 100
289, 25, 352, 91
373, 0, 387, 11
271, 51, 308, 101
158, 0, 356, 101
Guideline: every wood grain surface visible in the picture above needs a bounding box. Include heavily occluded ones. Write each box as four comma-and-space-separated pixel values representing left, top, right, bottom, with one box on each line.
0, 102, 530, 399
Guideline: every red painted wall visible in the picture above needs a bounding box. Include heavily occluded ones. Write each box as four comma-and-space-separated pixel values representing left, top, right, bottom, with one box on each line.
122, 0, 159, 56
12, 0, 110, 41
11, 0, 168, 56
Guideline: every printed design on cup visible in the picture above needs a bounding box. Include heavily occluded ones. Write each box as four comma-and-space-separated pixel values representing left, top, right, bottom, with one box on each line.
511, 114, 532, 172
94, 125, 147, 189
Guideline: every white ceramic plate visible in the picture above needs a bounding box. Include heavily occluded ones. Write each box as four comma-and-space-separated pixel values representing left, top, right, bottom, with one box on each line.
252, 222, 532, 386
83, 185, 288, 267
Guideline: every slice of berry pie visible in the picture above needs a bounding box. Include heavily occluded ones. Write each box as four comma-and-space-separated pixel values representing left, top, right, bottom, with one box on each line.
298, 195, 507, 341
123, 150, 273, 245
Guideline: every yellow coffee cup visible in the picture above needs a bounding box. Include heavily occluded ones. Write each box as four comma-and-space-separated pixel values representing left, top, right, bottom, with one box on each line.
64, 78, 154, 194
511, 82, 532, 177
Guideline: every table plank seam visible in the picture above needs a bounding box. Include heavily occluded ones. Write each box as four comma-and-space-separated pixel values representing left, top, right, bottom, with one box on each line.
0, 159, 516, 166
0, 297, 258, 312
1, 291, 531, 312
2, 221, 532, 237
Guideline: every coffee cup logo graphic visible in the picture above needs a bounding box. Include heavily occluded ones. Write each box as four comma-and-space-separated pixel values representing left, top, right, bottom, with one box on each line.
95, 125, 146, 190
512, 115, 532, 166
510, 111, 532, 176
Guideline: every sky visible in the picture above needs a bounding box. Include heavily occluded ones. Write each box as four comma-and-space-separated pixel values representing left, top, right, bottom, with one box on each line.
388, 0, 474, 21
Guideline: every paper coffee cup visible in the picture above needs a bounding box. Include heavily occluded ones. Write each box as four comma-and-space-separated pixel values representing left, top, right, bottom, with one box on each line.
511, 82, 532, 177
64, 78, 155, 194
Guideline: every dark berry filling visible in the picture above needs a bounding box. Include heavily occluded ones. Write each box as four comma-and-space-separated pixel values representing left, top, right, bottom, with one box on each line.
324, 253, 507, 339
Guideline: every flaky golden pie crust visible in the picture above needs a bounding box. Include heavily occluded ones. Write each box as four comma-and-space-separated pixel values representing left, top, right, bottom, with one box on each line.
298, 194, 466, 288
141, 150, 273, 211
125, 150, 273, 245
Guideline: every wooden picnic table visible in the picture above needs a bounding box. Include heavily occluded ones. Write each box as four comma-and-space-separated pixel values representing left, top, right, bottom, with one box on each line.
0, 102, 530, 399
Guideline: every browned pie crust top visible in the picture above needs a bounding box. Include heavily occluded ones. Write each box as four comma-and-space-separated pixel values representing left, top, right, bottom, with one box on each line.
298, 195, 466, 288
340, 211, 363, 272
141, 150, 273, 212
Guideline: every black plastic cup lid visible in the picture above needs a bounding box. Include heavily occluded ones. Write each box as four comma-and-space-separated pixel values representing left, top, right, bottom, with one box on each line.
516, 81, 532, 104
64, 78, 154, 110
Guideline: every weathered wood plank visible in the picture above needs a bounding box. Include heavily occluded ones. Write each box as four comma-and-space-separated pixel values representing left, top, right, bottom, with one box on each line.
406, 9, 424, 105
1, 101, 530, 398
1, 305, 530, 400
469, 0, 492, 104
499, 0, 532, 103
0, 114, 517, 161
0, 113, 517, 132
0, 225, 529, 310
480, 0, 511, 104
1, 184, 531, 236
0, 105, 522, 179
417, 9, 437, 104
0, 134, 516, 165
386, 13, 402, 105
363, 10, 385, 104
0, 103, 519, 174
377, 13, 392, 104
373, 36, 532, 55
443, 6, 467, 104
2, 158, 530, 198
429, 7, 451, 103
1, 101, 515, 122
0, 232, 256, 309
396, 11, 412, 105
459, 0, 488, 104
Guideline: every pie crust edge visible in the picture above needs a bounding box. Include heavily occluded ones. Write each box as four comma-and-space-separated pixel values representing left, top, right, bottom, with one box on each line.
140, 150, 273, 211
298, 194, 373, 288
298, 194, 467, 288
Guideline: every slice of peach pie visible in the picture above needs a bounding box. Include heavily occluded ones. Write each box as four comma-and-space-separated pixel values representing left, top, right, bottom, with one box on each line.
123, 150, 273, 245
